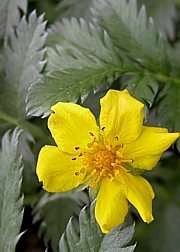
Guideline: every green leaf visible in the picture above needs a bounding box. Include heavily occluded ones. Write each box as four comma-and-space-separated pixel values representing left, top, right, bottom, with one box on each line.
167, 44, 180, 77
0, 0, 27, 39
32, 191, 89, 252
0, 11, 47, 119
58, 0, 92, 21
137, 0, 177, 39
27, 18, 124, 117
59, 201, 136, 252
99, 224, 135, 252
0, 128, 24, 252
27, 68, 120, 117
157, 83, 180, 131
92, 0, 170, 73
122, 75, 159, 108
47, 18, 122, 69
17, 130, 40, 198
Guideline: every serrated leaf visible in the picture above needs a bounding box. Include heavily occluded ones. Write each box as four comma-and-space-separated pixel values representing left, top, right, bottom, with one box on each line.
137, 0, 177, 39
0, 11, 47, 119
0, 0, 27, 39
122, 75, 159, 108
99, 224, 135, 251
59, 201, 136, 252
0, 128, 24, 252
92, 0, 170, 73
167, 44, 180, 77
27, 18, 125, 117
32, 191, 89, 251
27, 67, 120, 117
157, 84, 180, 131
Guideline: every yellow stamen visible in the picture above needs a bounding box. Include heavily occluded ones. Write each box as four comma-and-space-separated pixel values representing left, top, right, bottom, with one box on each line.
81, 137, 134, 188
121, 159, 133, 163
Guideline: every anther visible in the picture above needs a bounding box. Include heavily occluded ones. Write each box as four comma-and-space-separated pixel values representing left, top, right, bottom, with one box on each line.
78, 153, 83, 157
115, 136, 119, 141
101, 127, 106, 131
108, 173, 114, 181
111, 162, 119, 167
90, 182, 97, 188
72, 157, 76, 160
87, 143, 92, 148
80, 168, 86, 173
109, 173, 115, 181
75, 146, 80, 150
121, 159, 133, 163
82, 160, 88, 165
75, 172, 79, 176
89, 132, 94, 136
100, 170, 105, 176
114, 170, 120, 176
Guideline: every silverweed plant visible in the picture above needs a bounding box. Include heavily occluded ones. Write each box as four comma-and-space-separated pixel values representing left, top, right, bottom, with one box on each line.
0, 0, 180, 252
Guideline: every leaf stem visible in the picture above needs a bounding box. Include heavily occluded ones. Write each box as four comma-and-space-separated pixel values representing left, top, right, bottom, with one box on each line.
115, 67, 180, 85
0, 110, 47, 139
154, 74, 180, 85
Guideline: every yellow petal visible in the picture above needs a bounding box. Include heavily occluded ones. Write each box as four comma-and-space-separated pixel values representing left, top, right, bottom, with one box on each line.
123, 126, 179, 170
95, 177, 128, 233
48, 102, 99, 154
36, 145, 85, 192
129, 154, 162, 170
100, 89, 144, 146
121, 172, 155, 223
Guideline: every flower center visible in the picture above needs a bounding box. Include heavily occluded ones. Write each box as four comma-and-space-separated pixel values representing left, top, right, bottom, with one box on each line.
92, 149, 115, 171
73, 135, 133, 188
81, 144, 127, 188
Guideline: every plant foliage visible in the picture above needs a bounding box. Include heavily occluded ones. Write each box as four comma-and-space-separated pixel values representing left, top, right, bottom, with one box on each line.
0, 11, 47, 119
92, 0, 170, 73
0, 0, 27, 39
0, 0, 180, 251
0, 128, 24, 252
59, 201, 136, 252
27, 17, 124, 117
33, 191, 89, 251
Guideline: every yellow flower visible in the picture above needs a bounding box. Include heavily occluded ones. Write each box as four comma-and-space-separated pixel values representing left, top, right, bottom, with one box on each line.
36, 89, 179, 233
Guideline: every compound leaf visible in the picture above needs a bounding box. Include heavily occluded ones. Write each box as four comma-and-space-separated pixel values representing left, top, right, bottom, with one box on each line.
59, 201, 136, 252
33, 191, 89, 251
123, 75, 159, 108
92, 0, 170, 73
157, 84, 180, 132
0, 11, 47, 119
0, 0, 27, 39
0, 128, 24, 252
27, 18, 124, 117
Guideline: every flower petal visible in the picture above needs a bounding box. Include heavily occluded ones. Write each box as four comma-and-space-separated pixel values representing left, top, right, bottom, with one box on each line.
100, 89, 144, 146
121, 172, 155, 223
129, 154, 162, 170
48, 102, 100, 154
95, 177, 128, 233
36, 145, 85, 192
123, 126, 179, 170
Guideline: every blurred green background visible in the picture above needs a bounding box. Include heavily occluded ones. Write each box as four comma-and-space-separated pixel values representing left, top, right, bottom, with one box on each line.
0, 0, 179, 251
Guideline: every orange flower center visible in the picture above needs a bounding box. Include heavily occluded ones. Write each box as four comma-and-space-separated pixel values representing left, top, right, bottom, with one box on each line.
92, 149, 115, 171
73, 134, 133, 188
